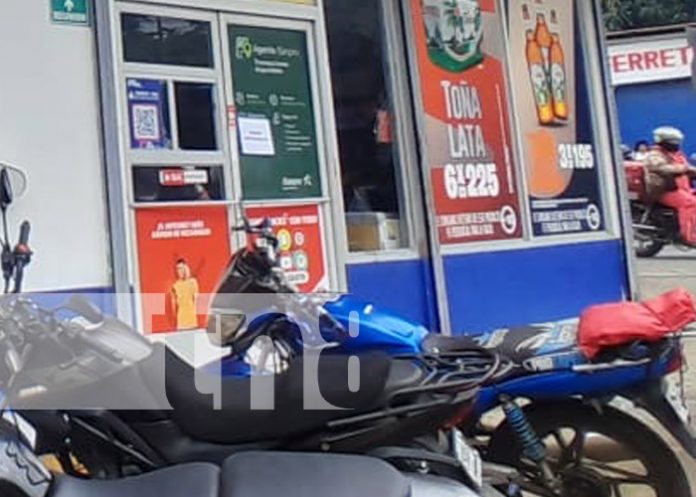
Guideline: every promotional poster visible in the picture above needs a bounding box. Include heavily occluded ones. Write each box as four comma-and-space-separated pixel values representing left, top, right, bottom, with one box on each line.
245, 204, 327, 292
409, 0, 523, 245
229, 25, 322, 200
127, 78, 171, 150
135, 206, 231, 334
508, 0, 605, 236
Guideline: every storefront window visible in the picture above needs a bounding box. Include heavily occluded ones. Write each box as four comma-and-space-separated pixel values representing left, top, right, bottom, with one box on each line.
175, 82, 218, 150
121, 14, 214, 68
602, 0, 696, 32
325, 0, 409, 252
132, 165, 226, 203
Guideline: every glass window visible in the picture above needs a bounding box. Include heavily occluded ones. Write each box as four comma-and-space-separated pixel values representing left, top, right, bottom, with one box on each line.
122, 14, 214, 68
602, 0, 696, 32
175, 82, 218, 150
132, 166, 226, 203
325, 0, 410, 252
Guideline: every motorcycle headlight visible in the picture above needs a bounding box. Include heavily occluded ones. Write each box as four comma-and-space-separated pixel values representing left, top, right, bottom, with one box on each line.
206, 311, 247, 347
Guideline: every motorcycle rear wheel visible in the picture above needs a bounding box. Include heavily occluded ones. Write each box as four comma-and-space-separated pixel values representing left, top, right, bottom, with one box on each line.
486, 403, 691, 497
631, 209, 665, 258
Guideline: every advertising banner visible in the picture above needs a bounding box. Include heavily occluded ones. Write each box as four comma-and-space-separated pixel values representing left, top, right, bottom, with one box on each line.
608, 37, 693, 86
509, 0, 604, 236
408, 0, 523, 245
228, 26, 322, 200
127, 78, 171, 150
245, 204, 327, 292
135, 206, 231, 334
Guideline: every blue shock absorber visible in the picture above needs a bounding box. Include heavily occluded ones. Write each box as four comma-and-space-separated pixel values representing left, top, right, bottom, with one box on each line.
501, 397, 546, 464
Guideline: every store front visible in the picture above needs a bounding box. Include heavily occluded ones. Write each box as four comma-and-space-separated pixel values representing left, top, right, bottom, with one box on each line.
0, 0, 632, 336
608, 33, 696, 157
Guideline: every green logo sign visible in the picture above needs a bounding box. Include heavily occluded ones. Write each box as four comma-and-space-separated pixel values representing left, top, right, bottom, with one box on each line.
422, 0, 483, 72
235, 36, 253, 60
51, 0, 89, 25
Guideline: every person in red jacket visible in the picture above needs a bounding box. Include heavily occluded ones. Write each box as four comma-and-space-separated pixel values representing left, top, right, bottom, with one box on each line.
646, 126, 696, 245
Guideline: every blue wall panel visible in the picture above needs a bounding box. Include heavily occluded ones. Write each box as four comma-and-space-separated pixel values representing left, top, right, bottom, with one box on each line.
615, 80, 696, 156
347, 258, 439, 330
443, 240, 629, 333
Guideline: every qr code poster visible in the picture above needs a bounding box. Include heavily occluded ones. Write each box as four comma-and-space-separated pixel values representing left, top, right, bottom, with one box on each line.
127, 78, 171, 149
132, 104, 161, 142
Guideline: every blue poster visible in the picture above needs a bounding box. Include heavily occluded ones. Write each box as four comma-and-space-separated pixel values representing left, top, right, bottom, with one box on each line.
127, 78, 171, 150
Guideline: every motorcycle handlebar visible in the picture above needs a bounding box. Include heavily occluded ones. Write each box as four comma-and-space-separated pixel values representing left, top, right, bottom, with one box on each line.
69, 326, 124, 364
17, 221, 30, 248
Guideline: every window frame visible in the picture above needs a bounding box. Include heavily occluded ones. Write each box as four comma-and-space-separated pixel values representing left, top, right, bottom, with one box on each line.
331, 0, 428, 263
114, 3, 235, 209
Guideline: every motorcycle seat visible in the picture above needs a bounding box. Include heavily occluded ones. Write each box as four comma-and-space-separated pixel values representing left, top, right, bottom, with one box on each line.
51, 462, 220, 497
139, 344, 425, 444
221, 452, 410, 497
49, 452, 413, 497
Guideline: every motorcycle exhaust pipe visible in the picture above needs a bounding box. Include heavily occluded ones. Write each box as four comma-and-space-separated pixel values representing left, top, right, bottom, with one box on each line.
547, 434, 634, 463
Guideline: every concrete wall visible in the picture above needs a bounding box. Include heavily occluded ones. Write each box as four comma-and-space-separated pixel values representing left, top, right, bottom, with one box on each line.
0, 1, 111, 291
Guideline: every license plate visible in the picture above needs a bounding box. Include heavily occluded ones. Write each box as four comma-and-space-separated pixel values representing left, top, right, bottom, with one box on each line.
451, 429, 482, 489
662, 376, 691, 426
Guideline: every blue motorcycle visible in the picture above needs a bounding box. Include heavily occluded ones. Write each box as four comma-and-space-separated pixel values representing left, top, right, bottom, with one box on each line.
209, 219, 696, 497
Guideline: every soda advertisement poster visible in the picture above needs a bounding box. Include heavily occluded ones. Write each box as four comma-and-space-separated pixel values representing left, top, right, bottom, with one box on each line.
509, 0, 605, 236
408, 0, 523, 245
135, 206, 232, 334
245, 204, 327, 292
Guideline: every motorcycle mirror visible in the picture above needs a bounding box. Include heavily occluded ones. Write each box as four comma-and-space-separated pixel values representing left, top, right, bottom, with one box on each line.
67, 295, 104, 324
0, 164, 27, 209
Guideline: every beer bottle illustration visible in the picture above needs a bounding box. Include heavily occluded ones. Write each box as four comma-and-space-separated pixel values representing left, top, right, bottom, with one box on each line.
526, 30, 554, 125
550, 34, 568, 121
534, 13, 552, 72
522, 4, 530, 21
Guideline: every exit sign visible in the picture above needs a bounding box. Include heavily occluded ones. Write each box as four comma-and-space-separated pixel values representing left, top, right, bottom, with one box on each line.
51, 0, 89, 25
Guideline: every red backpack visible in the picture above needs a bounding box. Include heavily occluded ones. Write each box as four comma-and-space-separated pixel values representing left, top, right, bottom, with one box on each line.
578, 288, 696, 359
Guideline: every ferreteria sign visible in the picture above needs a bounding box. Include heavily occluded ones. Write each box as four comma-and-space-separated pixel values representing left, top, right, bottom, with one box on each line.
608, 36, 694, 86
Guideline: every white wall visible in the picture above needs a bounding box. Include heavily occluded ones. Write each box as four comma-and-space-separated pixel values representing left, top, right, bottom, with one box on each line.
0, 1, 111, 291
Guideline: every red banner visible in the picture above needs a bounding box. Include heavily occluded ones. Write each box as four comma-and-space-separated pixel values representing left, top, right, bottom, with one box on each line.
410, 0, 522, 244
245, 204, 327, 292
135, 206, 231, 334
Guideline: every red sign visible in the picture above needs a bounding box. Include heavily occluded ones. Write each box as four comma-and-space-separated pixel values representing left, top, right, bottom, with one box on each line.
159, 169, 209, 187
409, 0, 522, 245
245, 204, 327, 292
135, 206, 231, 334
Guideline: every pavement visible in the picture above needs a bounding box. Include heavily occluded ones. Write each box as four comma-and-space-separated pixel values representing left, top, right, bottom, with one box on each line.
635, 247, 696, 493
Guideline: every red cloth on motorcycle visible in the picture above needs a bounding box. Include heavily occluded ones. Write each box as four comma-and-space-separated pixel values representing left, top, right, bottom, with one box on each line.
578, 288, 696, 359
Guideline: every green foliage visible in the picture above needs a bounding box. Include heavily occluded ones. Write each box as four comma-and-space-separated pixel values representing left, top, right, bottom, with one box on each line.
601, 0, 696, 31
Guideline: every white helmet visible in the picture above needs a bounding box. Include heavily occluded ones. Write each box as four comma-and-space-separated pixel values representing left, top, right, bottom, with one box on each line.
653, 126, 684, 146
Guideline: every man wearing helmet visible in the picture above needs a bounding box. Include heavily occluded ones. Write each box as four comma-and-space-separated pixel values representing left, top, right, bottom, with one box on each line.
644, 126, 696, 245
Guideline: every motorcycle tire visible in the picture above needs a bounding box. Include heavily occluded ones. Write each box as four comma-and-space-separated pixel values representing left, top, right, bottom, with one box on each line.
485, 402, 691, 497
631, 206, 665, 258
634, 237, 665, 258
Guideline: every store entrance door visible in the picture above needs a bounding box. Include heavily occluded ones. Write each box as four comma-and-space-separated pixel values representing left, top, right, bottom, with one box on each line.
111, 2, 343, 334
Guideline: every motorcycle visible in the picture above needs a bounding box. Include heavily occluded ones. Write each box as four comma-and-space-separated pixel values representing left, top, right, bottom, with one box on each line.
625, 158, 696, 257
200, 218, 695, 497
0, 164, 502, 497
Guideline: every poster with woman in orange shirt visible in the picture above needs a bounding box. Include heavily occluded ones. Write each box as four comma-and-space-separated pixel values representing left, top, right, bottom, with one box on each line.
170, 259, 200, 330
